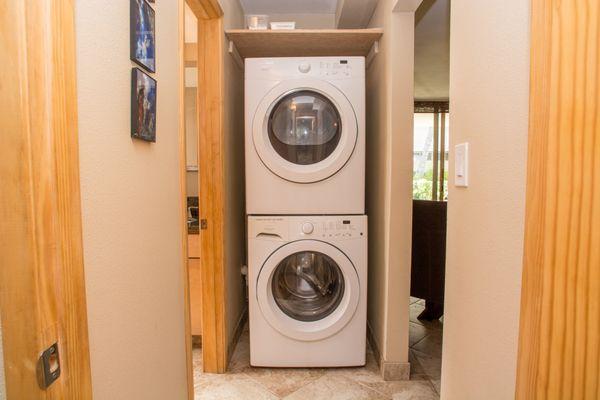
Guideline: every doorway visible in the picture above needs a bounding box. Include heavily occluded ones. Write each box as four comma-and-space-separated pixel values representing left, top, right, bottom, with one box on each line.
181, 0, 227, 383
408, 0, 450, 394
408, 102, 448, 394
180, 0, 240, 394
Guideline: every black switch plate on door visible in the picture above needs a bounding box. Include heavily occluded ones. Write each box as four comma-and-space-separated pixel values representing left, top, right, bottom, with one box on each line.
37, 342, 60, 389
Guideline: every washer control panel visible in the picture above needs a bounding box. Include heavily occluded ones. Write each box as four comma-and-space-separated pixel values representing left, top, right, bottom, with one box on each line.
311, 218, 364, 239
249, 216, 367, 241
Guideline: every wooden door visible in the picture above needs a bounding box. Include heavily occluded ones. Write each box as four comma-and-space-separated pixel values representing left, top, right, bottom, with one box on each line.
516, 1, 600, 398
184, 0, 228, 374
0, 1, 92, 398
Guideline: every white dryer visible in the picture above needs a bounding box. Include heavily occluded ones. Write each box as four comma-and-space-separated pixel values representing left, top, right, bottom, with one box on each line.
248, 215, 367, 367
245, 57, 365, 215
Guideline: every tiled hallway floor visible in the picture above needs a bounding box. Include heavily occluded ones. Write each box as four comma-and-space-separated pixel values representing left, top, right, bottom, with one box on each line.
408, 297, 443, 394
193, 300, 442, 399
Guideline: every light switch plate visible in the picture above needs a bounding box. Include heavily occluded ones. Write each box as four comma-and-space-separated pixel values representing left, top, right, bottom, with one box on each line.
455, 142, 469, 187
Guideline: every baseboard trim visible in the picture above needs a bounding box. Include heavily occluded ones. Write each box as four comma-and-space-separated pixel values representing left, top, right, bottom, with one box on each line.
381, 360, 411, 381
226, 305, 248, 368
366, 321, 411, 381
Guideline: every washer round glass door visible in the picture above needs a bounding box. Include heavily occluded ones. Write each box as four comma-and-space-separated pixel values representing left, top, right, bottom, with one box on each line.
253, 79, 358, 183
256, 240, 360, 341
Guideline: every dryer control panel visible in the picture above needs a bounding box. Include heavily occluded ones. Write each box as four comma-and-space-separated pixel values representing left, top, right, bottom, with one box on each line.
245, 57, 365, 81
318, 60, 353, 78
249, 215, 367, 241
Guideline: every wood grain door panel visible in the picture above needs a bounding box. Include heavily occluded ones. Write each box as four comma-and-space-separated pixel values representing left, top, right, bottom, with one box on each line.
0, 0, 92, 398
516, 1, 600, 398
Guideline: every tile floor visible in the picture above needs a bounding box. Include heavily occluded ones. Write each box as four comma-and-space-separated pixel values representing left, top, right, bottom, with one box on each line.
408, 297, 443, 394
193, 297, 442, 399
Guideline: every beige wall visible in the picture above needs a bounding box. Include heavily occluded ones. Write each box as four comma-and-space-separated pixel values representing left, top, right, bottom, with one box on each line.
335, 0, 378, 28
366, 0, 416, 373
365, 0, 388, 360
441, 1, 530, 399
244, 13, 335, 29
220, 0, 247, 354
75, 0, 188, 398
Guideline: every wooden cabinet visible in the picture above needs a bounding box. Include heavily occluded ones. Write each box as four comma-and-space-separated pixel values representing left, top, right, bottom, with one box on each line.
188, 234, 202, 335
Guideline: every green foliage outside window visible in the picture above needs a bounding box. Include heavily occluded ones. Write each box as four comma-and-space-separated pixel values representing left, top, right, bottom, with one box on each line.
413, 168, 448, 200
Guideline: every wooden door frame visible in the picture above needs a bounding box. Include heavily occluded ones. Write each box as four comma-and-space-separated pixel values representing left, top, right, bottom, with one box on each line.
516, 0, 600, 398
180, 0, 227, 387
0, 0, 92, 397
196, 9, 228, 374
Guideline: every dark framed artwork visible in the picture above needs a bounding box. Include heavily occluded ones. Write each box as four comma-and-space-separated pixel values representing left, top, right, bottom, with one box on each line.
131, 68, 157, 142
130, 0, 155, 72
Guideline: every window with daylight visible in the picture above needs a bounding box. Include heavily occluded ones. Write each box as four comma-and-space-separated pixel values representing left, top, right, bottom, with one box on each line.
413, 102, 449, 201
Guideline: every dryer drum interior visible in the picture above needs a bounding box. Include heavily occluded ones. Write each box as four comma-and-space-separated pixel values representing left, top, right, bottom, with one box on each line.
271, 250, 345, 322
268, 90, 342, 165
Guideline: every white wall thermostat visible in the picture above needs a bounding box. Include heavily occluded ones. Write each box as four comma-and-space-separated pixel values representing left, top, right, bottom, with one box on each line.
454, 142, 469, 187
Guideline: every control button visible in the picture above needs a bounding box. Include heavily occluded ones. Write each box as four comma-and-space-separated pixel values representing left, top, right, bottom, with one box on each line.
298, 63, 311, 73
301, 222, 314, 234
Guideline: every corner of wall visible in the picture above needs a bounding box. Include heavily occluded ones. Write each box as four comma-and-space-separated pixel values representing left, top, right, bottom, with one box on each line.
365, 0, 415, 375
441, 1, 530, 398
219, 0, 247, 362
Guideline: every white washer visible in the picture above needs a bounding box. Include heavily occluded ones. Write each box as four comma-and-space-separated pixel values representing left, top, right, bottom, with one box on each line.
248, 215, 367, 367
245, 57, 365, 215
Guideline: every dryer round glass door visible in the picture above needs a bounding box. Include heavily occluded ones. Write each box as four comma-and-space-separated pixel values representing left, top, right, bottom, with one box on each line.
268, 91, 342, 166
253, 79, 358, 183
256, 240, 360, 342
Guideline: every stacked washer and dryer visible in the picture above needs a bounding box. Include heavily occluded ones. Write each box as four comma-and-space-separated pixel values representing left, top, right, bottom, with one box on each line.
245, 57, 367, 367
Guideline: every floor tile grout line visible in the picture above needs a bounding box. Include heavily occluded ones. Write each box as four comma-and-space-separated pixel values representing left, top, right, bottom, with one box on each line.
239, 368, 326, 399
427, 377, 440, 396
279, 373, 334, 400
410, 333, 432, 349
353, 376, 440, 400
411, 347, 442, 361
409, 349, 442, 384
409, 318, 444, 332
239, 370, 284, 399
338, 376, 393, 399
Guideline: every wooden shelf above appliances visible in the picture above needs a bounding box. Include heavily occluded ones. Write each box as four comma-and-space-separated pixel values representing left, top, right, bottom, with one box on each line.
224, 29, 383, 60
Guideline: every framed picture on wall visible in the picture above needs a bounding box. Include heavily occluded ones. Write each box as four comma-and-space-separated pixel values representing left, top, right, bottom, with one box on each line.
131, 68, 157, 142
130, 0, 155, 72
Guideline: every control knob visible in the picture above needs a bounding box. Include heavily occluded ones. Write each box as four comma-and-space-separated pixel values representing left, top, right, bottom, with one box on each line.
301, 222, 314, 234
298, 63, 311, 73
